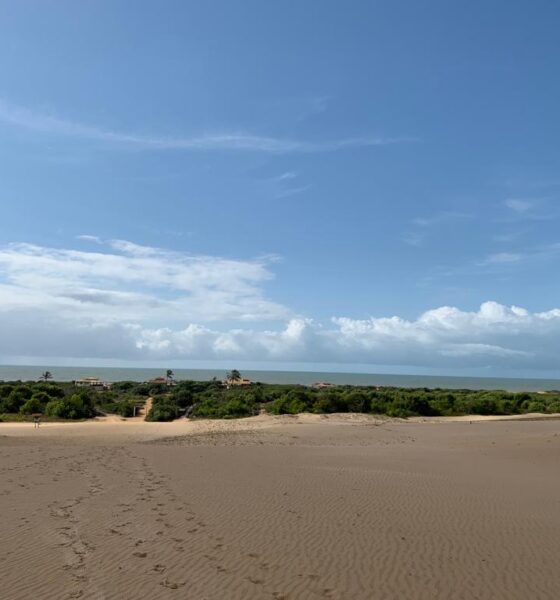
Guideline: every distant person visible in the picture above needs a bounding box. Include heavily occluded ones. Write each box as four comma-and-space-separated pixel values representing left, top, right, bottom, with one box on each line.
33, 414, 41, 429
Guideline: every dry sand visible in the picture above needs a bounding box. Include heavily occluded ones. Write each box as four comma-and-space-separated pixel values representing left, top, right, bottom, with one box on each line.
0, 414, 559, 599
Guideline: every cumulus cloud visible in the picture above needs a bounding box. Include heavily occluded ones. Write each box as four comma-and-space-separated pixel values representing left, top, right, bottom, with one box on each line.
0, 239, 558, 368
115, 302, 560, 369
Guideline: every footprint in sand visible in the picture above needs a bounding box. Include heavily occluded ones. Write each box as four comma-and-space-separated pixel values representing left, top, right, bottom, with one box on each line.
109, 528, 123, 536
160, 579, 185, 589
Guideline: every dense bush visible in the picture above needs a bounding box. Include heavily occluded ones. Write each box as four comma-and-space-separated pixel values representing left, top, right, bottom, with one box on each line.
171, 387, 194, 408
146, 398, 179, 421
45, 394, 95, 419
111, 381, 137, 392
193, 396, 256, 419
261, 385, 560, 419
102, 400, 137, 418
34, 383, 65, 398
19, 393, 50, 415
0, 386, 33, 413
2, 378, 559, 422
0, 384, 15, 398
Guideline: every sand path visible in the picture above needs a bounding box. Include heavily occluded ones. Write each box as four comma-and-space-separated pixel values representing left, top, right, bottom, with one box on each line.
134, 397, 152, 420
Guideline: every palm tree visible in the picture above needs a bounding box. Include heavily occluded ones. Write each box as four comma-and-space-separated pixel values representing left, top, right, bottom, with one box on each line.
166, 369, 174, 385
226, 369, 241, 383
40, 371, 53, 382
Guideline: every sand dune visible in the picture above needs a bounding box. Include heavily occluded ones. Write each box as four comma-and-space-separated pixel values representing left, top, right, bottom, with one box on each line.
1, 416, 559, 599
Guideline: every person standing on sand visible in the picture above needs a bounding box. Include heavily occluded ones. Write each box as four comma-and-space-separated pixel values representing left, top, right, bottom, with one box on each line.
32, 414, 41, 429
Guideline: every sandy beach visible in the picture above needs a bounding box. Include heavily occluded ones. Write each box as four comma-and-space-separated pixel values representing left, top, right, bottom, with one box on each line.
1, 414, 559, 599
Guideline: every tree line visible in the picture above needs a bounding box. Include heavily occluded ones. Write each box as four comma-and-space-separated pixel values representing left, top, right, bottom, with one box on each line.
145, 379, 560, 421
1, 377, 559, 422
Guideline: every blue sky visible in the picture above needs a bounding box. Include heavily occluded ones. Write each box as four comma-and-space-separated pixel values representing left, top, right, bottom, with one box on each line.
1, 1, 559, 376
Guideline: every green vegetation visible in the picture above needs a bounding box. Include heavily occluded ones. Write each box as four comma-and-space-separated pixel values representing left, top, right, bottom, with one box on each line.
0, 382, 96, 420
140, 379, 560, 422
146, 380, 560, 421
1, 372, 559, 422
0, 379, 143, 421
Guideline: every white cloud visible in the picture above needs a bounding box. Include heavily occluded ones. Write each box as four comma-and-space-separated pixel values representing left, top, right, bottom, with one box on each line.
482, 252, 523, 265
480, 242, 560, 267
0, 240, 289, 326
499, 197, 559, 222
0, 240, 558, 369
0, 98, 411, 154
125, 301, 560, 369
275, 185, 311, 199
401, 231, 425, 247
275, 171, 298, 181
0, 241, 558, 370
402, 211, 472, 246
504, 198, 534, 214
412, 211, 472, 227
77, 234, 102, 243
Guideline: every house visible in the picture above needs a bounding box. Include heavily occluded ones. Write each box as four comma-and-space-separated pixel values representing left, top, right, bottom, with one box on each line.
224, 377, 252, 388
75, 377, 111, 390
147, 377, 176, 386
311, 382, 336, 389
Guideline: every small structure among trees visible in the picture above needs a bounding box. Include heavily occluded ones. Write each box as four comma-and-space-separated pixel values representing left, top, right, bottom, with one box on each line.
147, 373, 177, 387
224, 370, 252, 388
75, 377, 112, 391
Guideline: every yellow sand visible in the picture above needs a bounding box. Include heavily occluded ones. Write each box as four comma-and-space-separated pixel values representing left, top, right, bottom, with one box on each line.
1, 414, 559, 599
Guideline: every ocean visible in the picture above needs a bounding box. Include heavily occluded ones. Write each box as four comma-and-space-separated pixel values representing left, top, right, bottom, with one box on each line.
1, 364, 559, 391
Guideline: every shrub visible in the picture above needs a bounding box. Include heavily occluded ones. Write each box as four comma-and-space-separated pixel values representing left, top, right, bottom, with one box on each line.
193, 396, 256, 419
0, 384, 14, 398
343, 391, 370, 413
146, 400, 178, 422
546, 400, 560, 413
31, 391, 51, 404
34, 384, 65, 398
219, 398, 256, 418
369, 396, 390, 415
44, 394, 94, 419
171, 388, 194, 408
103, 401, 136, 418
191, 399, 222, 418
525, 401, 546, 413
0, 387, 31, 413
111, 381, 137, 392
313, 391, 355, 413
19, 397, 46, 415
268, 396, 307, 415
386, 405, 411, 418
470, 396, 499, 415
